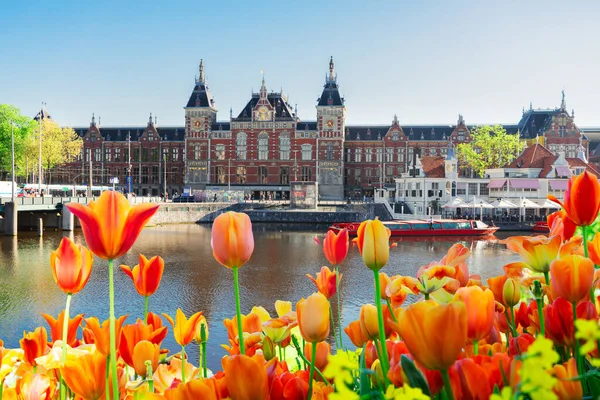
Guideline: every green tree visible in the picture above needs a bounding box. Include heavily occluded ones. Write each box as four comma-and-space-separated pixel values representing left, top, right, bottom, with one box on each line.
24, 119, 83, 183
0, 104, 38, 178
456, 125, 525, 177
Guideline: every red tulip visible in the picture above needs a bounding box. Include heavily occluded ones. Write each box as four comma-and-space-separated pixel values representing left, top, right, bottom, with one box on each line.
50, 237, 93, 295
549, 171, 600, 227
322, 229, 349, 266
545, 298, 597, 347
306, 266, 339, 299
120, 254, 164, 297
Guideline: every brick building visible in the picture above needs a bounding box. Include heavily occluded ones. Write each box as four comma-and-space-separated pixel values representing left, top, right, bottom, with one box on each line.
57, 59, 595, 199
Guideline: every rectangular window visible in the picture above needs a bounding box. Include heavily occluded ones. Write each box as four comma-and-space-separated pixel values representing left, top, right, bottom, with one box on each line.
95, 148, 101, 162
194, 145, 201, 160
236, 167, 247, 184
398, 149, 404, 162
142, 167, 149, 184
171, 167, 179, 184
345, 149, 351, 162
386, 148, 393, 162
215, 144, 226, 160
114, 148, 121, 162
133, 167, 139, 183
172, 147, 179, 161
301, 166, 312, 181
151, 148, 158, 162
162, 148, 168, 162
355, 148, 362, 162
105, 148, 111, 162
151, 166, 159, 184
365, 148, 372, 162
376, 148, 383, 163
479, 183, 489, 196
216, 166, 227, 184
355, 169, 361, 178
279, 134, 290, 160
279, 166, 289, 185
468, 183, 478, 196
259, 166, 269, 184
301, 144, 312, 161
142, 148, 148, 162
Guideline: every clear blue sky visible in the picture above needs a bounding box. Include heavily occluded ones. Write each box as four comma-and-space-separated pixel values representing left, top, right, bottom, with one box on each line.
1, 0, 599, 127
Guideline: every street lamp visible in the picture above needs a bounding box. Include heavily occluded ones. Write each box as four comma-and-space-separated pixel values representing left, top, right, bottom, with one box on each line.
11, 120, 15, 202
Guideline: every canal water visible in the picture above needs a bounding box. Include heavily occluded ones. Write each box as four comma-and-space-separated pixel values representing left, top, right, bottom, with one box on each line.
0, 224, 520, 371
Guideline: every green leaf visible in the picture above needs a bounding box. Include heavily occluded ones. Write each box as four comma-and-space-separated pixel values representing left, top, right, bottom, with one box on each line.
588, 374, 600, 398
400, 354, 432, 397
359, 343, 372, 395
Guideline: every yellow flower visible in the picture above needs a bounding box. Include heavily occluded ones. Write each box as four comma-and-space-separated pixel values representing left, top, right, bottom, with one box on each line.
490, 387, 514, 400
323, 350, 361, 400
575, 319, 600, 360
519, 337, 559, 400
385, 385, 431, 400
250, 306, 271, 323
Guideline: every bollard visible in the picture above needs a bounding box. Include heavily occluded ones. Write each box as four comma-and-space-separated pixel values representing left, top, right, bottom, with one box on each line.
38, 218, 43, 237
61, 206, 74, 231
4, 202, 18, 236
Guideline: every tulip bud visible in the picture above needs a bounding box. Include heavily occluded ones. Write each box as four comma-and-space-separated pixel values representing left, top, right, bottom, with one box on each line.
354, 219, 390, 271
262, 336, 276, 361
502, 278, 521, 308
359, 304, 380, 340
370, 359, 385, 389
297, 292, 330, 343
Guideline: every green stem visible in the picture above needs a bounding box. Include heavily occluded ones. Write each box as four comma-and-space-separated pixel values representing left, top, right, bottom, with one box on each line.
373, 270, 390, 387
441, 369, 454, 400
505, 331, 511, 346
144, 296, 149, 321
385, 298, 397, 323
335, 265, 343, 349
329, 307, 339, 349
504, 309, 517, 339
510, 306, 517, 336
145, 360, 154, 393
233, 267, 245, 355
572, 301, 587, 395
473, 340, 479, 356
105, 355, 110, 399
202, 341, 207, 378
424, 293, 430, 300
583, 225, 589, 258
536, 297, 545, 336
181, 346, 186, 383
108, 259, 119, 400
307, 342, 318, 400
0, 378, 3, 400
60, 293, 72, 400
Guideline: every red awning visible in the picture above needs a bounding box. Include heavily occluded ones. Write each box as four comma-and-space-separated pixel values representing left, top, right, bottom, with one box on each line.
555, 166, 572, 177
487, 179, 507, 189
549, 180, 568, 191
509, 179, 540, 189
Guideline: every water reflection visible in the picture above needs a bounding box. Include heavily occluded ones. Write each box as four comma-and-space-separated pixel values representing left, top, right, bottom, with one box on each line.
0, 224, 520, 371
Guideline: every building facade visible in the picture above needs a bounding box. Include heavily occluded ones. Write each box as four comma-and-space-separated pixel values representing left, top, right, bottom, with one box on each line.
57, 59, 596, 199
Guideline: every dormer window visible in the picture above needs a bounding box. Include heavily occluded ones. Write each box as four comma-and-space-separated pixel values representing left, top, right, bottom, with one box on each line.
392, 132, 399, 141
458, 130, 465, 141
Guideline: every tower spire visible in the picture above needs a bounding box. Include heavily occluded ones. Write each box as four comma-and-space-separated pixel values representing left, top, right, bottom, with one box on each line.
259, 71, 267, 98
198, 59, 205, 84
560, 90, 567, 111
328, 56, 336, 82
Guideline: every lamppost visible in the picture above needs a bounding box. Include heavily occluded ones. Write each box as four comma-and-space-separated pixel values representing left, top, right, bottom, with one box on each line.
11, 120, 15, 202
163, 153, 167, 200
38, 102, 44, 195
127, 131, 132, 194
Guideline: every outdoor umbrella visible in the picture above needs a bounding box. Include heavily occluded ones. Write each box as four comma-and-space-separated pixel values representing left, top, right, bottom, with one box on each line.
520, 198, 541, 209
463, 197, 494, 220
442, 198, 466, 208
540, 199, 561, 209
490, 199, 519, 209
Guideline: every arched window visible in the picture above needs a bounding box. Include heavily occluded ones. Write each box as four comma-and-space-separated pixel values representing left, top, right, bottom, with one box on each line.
236, 132, 247, 160
258, 132, 269, 160
279, 132, 290, 160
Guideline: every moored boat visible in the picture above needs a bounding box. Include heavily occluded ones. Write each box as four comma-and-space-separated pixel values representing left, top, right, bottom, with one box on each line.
532, 221, 550, 234
328, 219, 499, 237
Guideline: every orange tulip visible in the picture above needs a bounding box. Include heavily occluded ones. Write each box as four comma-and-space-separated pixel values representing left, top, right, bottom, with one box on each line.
322, 228, 349, 266
297, 292, 330, 343
193, 315, 209, 343
50, 237, 93, 295
16, 371, 56, 400
60, 350, 106, 400
501, 235, 561, 273
449, 358, 493, 400
222, 354, 269, 400
223, 312, 262, 342
154, 357, 198, 393
146, 311, 164, 330
306, 266, 339, 299
119, 320, 167, 368
588, 233, 600, 265
41, 310, 84, 346
549, 171, 600, 227
271, 371, 309, 400
550, 255, 594, 304
19, 327, 48, 366
393, 300, 467, 371
66, 190, 159, 260
120, 254, 164, 297
304, 341, 331, 372
548, 209, 577, 242
545, 298, 598, 347
386, 275, 419, 308
211, 211, 254, 269
344, 320, 369, 348
359, 303, 392, 340
502, 278, 521, 308
83, 315, 128, 356
453, 286, 495, 342
132, 340, 160, 377
378, 272, 392, 300
163, 309, 204, 346
164, 379, 219, 400
354, 219, 390, 271
551, 357, 583, 400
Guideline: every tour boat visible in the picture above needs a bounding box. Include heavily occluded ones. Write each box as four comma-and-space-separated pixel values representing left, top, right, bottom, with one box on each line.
532, 221, 550, 234
328, 219, 499, 237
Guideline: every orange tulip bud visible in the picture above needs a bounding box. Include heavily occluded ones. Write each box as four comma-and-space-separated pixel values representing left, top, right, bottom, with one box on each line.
549, 171, 600, 227
551, 357, 583, 400
306, 266, 339, 299
66, 190, 159, 260
222, 354, 269, 400
211, 211, 254, 269
550, 255, 594, 304
132, 340, 160, 377
359, 304, 392, 341
50, 237, 93, 295
322, 228, 349, 266
304, 341, 331, 372
163, 309, 205, 346
453, 286, 495, 342
19, 327, 48, 366
297, 292, 330, 343
502, 278, 521, 308
394, 300, 467, 371
344, 320, 369, 348
354, 219, 390, 271
120, 254, 164, 297
487, 275, 509, 305
60, 350, 107, 400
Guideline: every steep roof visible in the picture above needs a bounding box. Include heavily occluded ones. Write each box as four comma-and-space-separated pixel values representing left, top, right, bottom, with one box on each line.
317, 57, 344, 107
235, 93, 295, 120
185, 60, 216, 109
73, 126, 186, 141
509, 143, 555, 169
420, 156, 446, 178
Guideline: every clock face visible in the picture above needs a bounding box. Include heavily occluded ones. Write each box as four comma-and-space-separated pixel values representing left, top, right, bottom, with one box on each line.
325, 118, 335, 128
191, 118, 202, 131
257, 106, 269, 121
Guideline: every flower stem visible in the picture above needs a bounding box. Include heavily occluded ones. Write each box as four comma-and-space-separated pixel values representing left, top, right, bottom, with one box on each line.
373, 270, 390, 387
307, 342, 318, 400
424, 293, 430, 300
583, 225, 589, 258
145, 360, 154, 393
335, 265, 343, 349
329, 306, 339, 349
144, 296, 149, 321
108, 259, 119, 400
202, 341, 207, 378
442, 369, 454, 400
233, 267, 245, 355
60, 293, 72, 400
181, 346, 186, 383
473, 340, 479, 356
385, 298, 397, 323
536, 297, 545, 336
572, 301, 587, 394
509, 306, 518, 337
105, 355, 110, 399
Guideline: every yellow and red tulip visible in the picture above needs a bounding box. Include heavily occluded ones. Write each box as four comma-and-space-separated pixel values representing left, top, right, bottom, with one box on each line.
120, 254, 165, 297
131, 339, 160, 377
550, 254, 594, 304
306, 266, 339, 299
453, 286, 495, 342
548, 209, 577, 242
296, 292, 330, 343
83, 315, 128, 356
20, 327, 48, 366
40, 311, 84, 347
118, 320, 167, 369
322, 228, 349, 266
501, 235, 561, 273
354, 219, 391, 271
50, 237, 93, 295
66, 190, 159, 260
163, 309, 205, 347
16, 371, 56, 400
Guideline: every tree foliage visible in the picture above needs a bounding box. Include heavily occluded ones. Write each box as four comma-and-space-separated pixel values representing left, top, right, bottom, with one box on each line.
456, 125, 524, 177
0, 104, 38, 177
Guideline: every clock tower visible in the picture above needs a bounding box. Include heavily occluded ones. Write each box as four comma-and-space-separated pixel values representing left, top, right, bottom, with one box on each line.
184, 59, 217, 188
316, 57, 346, 199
